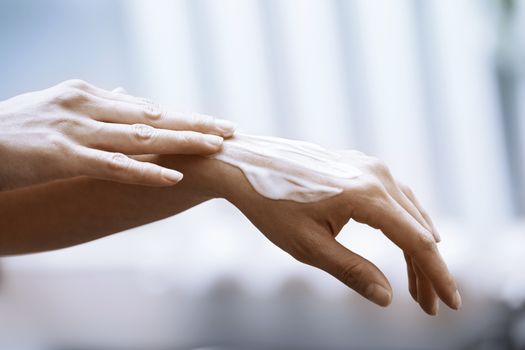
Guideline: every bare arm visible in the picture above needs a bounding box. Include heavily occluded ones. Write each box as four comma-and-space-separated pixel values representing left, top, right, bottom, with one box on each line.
0, 154, 222, 254
0, 136, 461, 315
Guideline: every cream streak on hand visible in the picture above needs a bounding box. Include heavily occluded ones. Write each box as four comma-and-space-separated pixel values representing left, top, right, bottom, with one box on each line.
209, 133, 362, 203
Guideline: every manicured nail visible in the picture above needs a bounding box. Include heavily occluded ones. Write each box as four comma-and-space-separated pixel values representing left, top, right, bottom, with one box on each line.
365, 283, 392, 307
452, 290, 462, 310
204, 134, 224, 147
162, 169, 183, 183
215, 119, 236, 136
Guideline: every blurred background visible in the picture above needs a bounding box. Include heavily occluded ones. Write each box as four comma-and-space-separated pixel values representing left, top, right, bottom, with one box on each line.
0, 0, 524, 349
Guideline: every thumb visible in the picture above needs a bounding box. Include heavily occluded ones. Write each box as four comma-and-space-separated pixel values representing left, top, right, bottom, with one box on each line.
312, 236, 392, 307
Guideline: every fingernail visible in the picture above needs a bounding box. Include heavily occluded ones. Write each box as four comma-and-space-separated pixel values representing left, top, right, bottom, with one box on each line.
365, 283, 392, 307
204, 134, 224, 147
215, 119, 236, 136
162, 169, 183, 183
452, 290, 462, 310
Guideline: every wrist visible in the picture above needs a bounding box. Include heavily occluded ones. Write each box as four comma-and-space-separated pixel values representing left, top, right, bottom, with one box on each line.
153, 154, 249, 202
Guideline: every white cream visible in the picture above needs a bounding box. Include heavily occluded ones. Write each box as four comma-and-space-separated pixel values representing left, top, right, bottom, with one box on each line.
209, 133, 362, 203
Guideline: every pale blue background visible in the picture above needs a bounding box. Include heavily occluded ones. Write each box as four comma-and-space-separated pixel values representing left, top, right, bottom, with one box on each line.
0, 0, 524, 349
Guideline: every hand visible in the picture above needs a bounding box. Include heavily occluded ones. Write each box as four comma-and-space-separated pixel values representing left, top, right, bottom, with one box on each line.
224, 150, 460, 314
0, 79, 236, 191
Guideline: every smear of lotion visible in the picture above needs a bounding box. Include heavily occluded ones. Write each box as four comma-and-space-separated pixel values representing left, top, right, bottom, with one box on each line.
209, 133, 362, 203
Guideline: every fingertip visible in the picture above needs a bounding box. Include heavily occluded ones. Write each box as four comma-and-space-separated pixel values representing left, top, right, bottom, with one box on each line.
421, 299, 439, 316
451, 290, 462, 310
161, 168, 183, 184
432, 299, 440, 315
214, 119, 236, 137
203, 134, 224, 149
365, 283, 392, 307
192, 134, 224, 155
439, 286, 462, 311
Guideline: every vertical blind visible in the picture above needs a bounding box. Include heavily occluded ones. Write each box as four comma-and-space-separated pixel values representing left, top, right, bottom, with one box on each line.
126, 0, 524, 227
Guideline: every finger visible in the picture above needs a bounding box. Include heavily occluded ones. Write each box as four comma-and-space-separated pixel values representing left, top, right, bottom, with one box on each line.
413, 261, 439, 316
387, 182, 443, 313
307, 235, 392, 307
358, 194, 460, 310
77, 147, 183, 186
400, 184, 441, 242
162, 110, 237, 138
88, 122, 224, 155
86, 92, 236, 138
404, 253, 418, 302
64, 80, 146, 106
382, 178, 439, 243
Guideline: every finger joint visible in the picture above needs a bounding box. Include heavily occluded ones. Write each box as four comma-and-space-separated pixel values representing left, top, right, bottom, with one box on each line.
108, 153, 131, 171
141, 98, 163, 120
132, 123, 156, 141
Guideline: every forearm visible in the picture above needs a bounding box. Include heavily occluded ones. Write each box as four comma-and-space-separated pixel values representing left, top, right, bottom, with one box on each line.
0, 154, 244, 255
0, 132, 353, 255
0, 133, 461, 313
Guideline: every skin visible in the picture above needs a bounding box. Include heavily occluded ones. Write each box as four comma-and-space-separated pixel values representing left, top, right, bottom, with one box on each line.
0, 151, 461, 315
0, 79, 236, 190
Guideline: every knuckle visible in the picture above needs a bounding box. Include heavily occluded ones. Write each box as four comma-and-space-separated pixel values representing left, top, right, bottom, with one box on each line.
50, 115, 88, 134
348, 177, 389, 225
53, 87, 91, 107
367, 157, 390, 177
45, 133, 68, 151
399, 182, 413, 196
44, 134, 76, 163
338, 261, 367, 289
288, 233, 327, 266
107, 153, 131, 171
358, 176, 386, 198
413, 234, 437, 255
141, 98, 163, 119
62, 79, 90, 90
85, 119, 102, 134
132, 123, 156, 141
